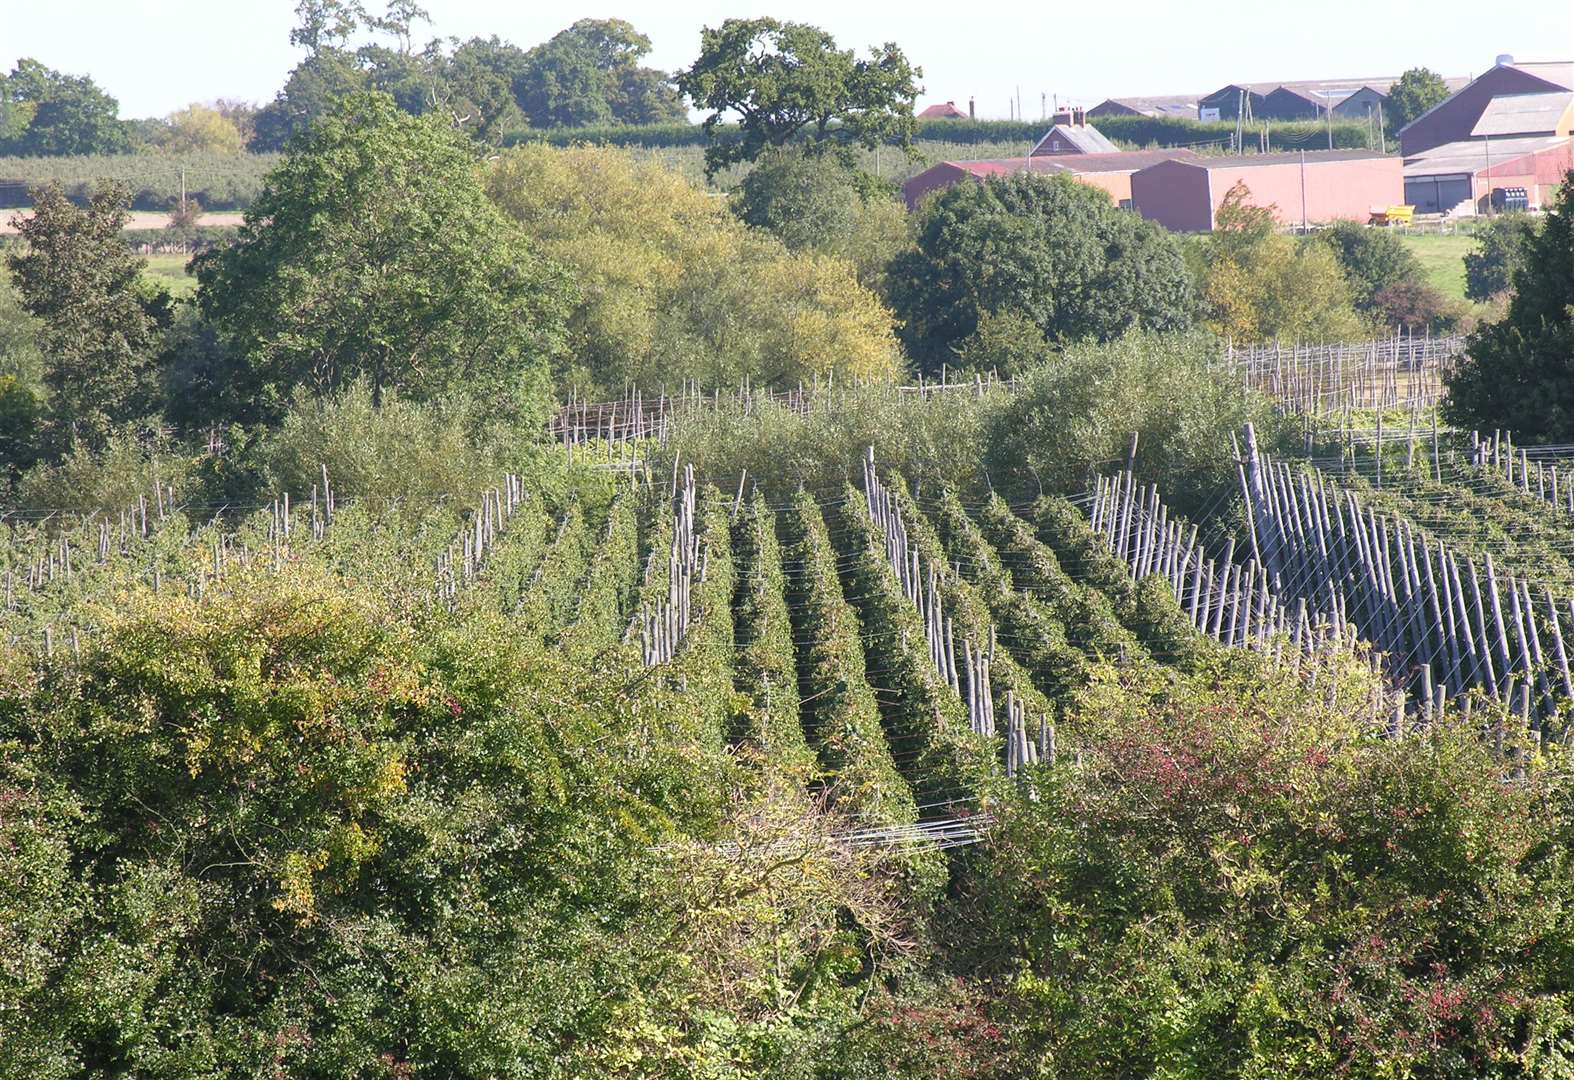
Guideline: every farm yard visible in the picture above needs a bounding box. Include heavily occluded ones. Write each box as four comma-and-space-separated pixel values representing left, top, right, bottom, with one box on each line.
4, 6, 1574, 1078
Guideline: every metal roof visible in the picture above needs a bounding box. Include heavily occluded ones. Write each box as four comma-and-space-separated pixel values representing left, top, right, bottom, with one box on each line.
1031, 123, 1119, 155
941, 149, 1199, 176
1091, 95, 1202, 117
1403, 135, 1574, 176
1168, 149, 1391, 168
1397, 61, 1574, 137
1471, 91, 1574, 136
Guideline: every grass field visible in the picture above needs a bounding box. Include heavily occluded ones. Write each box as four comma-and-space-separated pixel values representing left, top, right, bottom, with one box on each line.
1399, 232, 1475, 301
141, 253, 196, 296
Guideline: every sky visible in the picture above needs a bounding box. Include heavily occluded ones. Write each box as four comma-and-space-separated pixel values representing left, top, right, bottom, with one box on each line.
7, 0, 1574, 121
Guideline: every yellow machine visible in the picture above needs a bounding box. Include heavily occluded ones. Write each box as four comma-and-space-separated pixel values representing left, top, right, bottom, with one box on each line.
1367, 204, 1416, 226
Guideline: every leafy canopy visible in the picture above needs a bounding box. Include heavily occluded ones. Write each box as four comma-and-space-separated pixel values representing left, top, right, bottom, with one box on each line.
678, 18, 921, 176
193, 91, 573, 427
487, 144, 902, 396
5, 182, 168, 453
886, 171, 1193, 372
1464, 212, 1540, 301
1444, 172, 1574, 440
1195, 181, 1368, 343
0, 59, 129, 156
1388, 66, 1451, 131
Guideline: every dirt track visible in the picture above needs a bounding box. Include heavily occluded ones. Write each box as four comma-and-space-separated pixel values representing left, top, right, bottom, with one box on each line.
0, 210, 246, 234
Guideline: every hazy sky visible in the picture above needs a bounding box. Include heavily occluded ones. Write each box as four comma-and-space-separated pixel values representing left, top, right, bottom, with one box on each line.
8, 0, 1573, 120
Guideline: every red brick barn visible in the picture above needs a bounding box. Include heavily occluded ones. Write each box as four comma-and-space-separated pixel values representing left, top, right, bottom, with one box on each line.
1129, 150, 1403, 231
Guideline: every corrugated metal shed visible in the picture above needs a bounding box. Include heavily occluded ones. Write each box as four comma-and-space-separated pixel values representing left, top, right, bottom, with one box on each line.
1404, 135, 1571, 173
1471, 91, 1574, 136
1188, 149, 1391, 168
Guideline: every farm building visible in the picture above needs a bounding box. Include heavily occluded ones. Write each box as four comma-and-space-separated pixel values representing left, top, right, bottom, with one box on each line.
918, 100, 972, 120
1403, 135, 1574, 213
1087, 95, 1201, 119
1471, 91, 1574, 138
902, 150, 1198, 210
1398, 57, 1574, 156
1200, 76, 1470, 122
1129, 150, 1402, 231
1030, 109, 1119, 155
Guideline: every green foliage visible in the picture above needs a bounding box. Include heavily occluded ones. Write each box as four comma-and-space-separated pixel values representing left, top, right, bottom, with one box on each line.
515, 18, 684, 129
251, 381, 556, 515
149, 104, 245, 154
0, 373, 41, 485
250, 47, 371, 152
1197, 181, 1370, 343
981, 332, 1282, 517
969, 674, 1574, 1076
730, 491, 815, 772
835, 484, 995, 807
1445, 174, 1574, 442
486, 144, 901, 395
6, 181, 169, 452
0, 264, 44, 387
1388, 66, 1452, 131
678, 18, 921, 176
782, 491, 918, 825
0, 152, 277, 211
731, 147, 912, 292
888, 171, 1193, 372
0, 58, 129, 156
665, 383, 989, 500
1316, 219, 1427, 314
11, 427, 193, 516
1464, 212, 1541, 301
194, 92, 573, 427
560, 493, 640, 653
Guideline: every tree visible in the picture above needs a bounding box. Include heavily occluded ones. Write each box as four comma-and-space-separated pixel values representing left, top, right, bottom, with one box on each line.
250, 48, 370, 151
1195, 182, 1368, 343
886, 172, 1192, 372
486, 144, 902, 394
155, 104, 244, 154
1464, 213, 1540, 300
0, 59, 129, 155
678, 19, 920, 175
513, 19, 680, 129
731, 148, 911, 290
1315, 219, 1427, 314
194, 92, 574, 426
289, 0, 366, 53
5, 183, 167, 450
1387, 67, 1450, 131
1444, 172, 1574, 440
439, 37, 530, 141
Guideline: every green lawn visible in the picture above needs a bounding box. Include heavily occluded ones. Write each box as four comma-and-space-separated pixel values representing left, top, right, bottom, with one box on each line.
141, 252, 197, 297
1399, 232, 1475, 302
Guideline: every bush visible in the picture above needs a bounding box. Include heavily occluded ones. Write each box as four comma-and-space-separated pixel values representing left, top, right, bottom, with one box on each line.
980, 332, 1282, 516
12, 426, 194, 515
1316, 219, 1428, 315
970, 670, 1574, 1076
1464, 213, 1540, 301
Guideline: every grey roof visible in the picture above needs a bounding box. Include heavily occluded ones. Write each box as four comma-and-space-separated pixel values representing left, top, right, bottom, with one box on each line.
1205, 76, 1470, 105
1403, 135, 1574, 176
1398, 60, 1574, 137
1092, 95, 1201, 117
1511, 62, 1574, 90
1172, 149, 1392, 169
1031, 123, 1119, 155
1471, 91, 1574, 136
